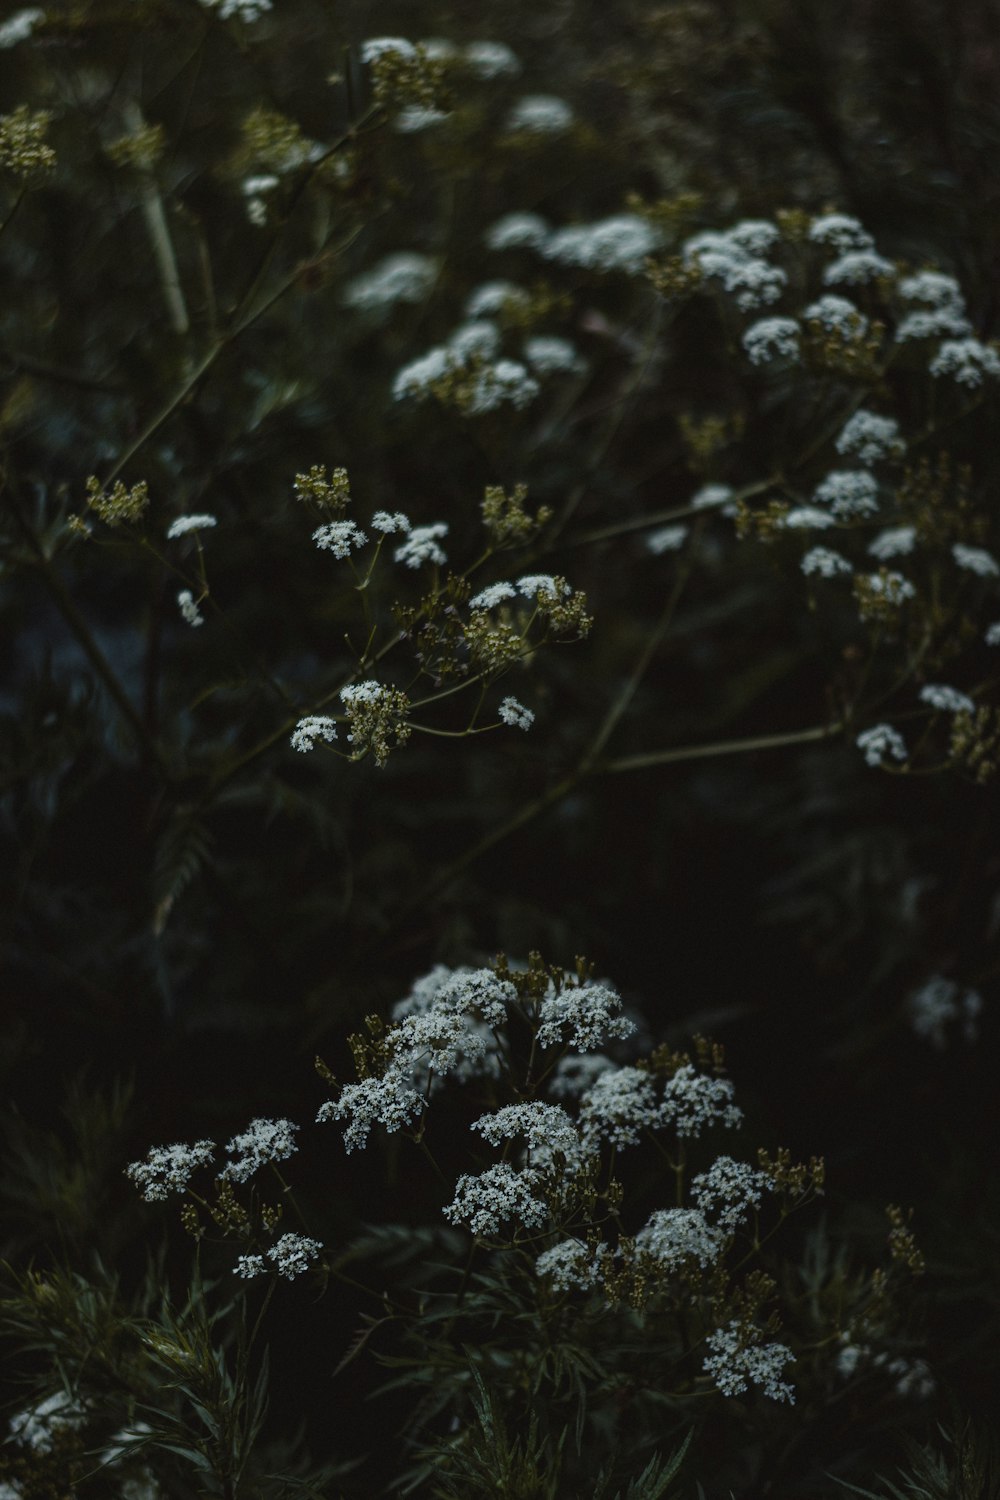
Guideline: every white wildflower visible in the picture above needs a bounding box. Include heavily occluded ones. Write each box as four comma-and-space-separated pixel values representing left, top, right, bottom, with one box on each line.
869, 526, 916, 560
465, 280, 527, 317
524, 335, 585, 374
726, 219, 781, 256
781, 507, 835, 530
646, 524, 689, 555
466, 359, 540, 414
312, 519, 367, 558
444, 1162, 549, 1236
883, 1356, 936, 1400
447, 319, 502, 361
660, 1064, 742, 1139
801, 546, 853, 578
929, 338, 1000, 388
505, 95, 574, 135
360, 37, 416, 63
836, 1338, 869, 1378
200, 0, 271, 19
317, 1071, 424, 1152
704, 1322, 795, 1402
548, 1052, 615, 1099
419, 38, 457, 62
499, 695, 534, 730
464, 40, 521, 77
635, 1208, 724, 1269
290, 716, 338, 753
691, 483, 734, 510
579, 1066, 661, 1149
219, 1118, 299, 1183
235, 1254, 267, 1279
543, 215, 659, 275
952, 542, 1000, 577
399, 966, 514, 1027
535, 1238, 607, 1291
836, 411, 904, 464
241, 173, 279, 198
683, 229, 742, 263
864, 569, 915, 604
856, 724, 908, 768
720, 257, 787, 312
177, 590, 204, 627
394, 522, 448, 568
0, 8, 44, 46
808, 214, 875, 253
485, 212, 551, 252
920, 683, 975, 714
909, 976, 982, 1049
392, 346, 451, 400
692, 1156, 773, 1232
537, 983, 636, 1052
371, 510, 410, 534
125, 1140, 215, 1201
343, 252, 437, 312
985, 622, 1000, 646
267, 1233, 322, 1279
895, 308, 972, 342
470, 581, 517, 610
898, 271, 965, 309
802, 294, 868, 335
394, 106, 450, 133
742, 317, 800, 364
166, 514, 217, 539
472, 1102, 587, 1170
823, 251, 895, 286
813, 469, 879, 518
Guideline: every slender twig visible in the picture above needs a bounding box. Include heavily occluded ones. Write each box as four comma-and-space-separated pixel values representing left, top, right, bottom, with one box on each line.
600, 720, 842, 775
124, 102, 190, 337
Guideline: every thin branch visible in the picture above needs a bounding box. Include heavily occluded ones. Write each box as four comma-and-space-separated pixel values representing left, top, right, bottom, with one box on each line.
600, 720, 843, 774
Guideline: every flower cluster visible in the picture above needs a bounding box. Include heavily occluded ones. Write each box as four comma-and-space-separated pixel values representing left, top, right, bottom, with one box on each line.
125, 1140, 215, 1201
218, 1117, 300, 1183
703, 1322, 795, 1402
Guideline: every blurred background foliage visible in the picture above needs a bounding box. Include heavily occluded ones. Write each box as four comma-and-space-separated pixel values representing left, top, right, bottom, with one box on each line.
2, 0, 1000, 1494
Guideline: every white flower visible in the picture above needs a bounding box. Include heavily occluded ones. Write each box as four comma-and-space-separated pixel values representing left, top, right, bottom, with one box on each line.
884, 1356, 936, 1400
823, 251, 894, 286
836, 411, 904, 464
856, 724, 908, 768
646, 524, 689, 555
470, 581, 517, 610
9, 1393, 86, 1452
535, 1238, 607, 1291
200, 0, 271, 18
692, 1156, 773, 1231
742, 317, 800, 365
290, 715, 338, 753
895, 308, 972, 342
864, 569, 915, 604
371, 510, 411, 534
543, 215, 659, 275
360, 37, 417, 63
802, 294, 868, 335
394, 522, 448, 568
125, 1140, 215, 1201
267, 1233, 323, 1279
781, 507, 835, 530
177, 590, 204, 627
660, 1064, 742, 1139
836, 1339, 869, 1378
499, 695, 534, 730
394, 106, 450, 133
898, 271, 965, 309
235, 1254, 267, 1279
447, 319, 502, 361
219, 1118, 299, 1183
683, 229, 742, 263
469, 359, 540, 414
808, 214, 875, 253
505, 95, 574, 134
908, 975, 982, 1049
985, 622, 1000, 646
465, 281, 527, 317
393, 965, 514, 1028
444, 1162, 549, 1235
317, 1071, 424, 1152
548, 1052, 615, 1099
463, 40, 521, 78
537, 983, 636, 1052
801, 546, 853, 578
0, 8, 44, 47
241, 173, 280, 198
691, 483, 734, 510
720, 257, 787, 312
920, 683, 975, 714
312, 519, 367, 558
343, 252, 437, 312
393, 347, 451, 399
703, 1322, 795, 1402
485, 212, 551, 252
635, 1207, 724, 1269
726, 219, 781, 256
166, 514, 217, 539
472, 1102, 587, 1170
813, 470, 879, 519
523, 335, 585, 374
868, 526, 916, 560
952, 542, 1000, 577
516, 573, 569, 599
929, 338, 1000, 388
579, 1066, 661, 1149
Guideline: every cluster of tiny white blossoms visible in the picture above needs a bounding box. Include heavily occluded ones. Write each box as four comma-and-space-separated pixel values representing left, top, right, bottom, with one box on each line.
199, 0, 271, 21
504, 95, 574, 135
835, 410, 904, 464
691, 1156, 774, 1232
0, 7, 43, 47
472, 1102, 589, 1171
868, 526, 916, 561
535, 981, 636, 1051
290, 715, 338, 753
166, 513, 217, 539
635, 1208, 724, 1270
684, 221, 787, 312
803, 294, 868, 335
856, 723, 908, 769
920, 683, 975, 714
498, 695, 534, 730
929, 338, 1000, 388
646, 523, 688, 555
125, 1139, 215, 1201
703, 1322, 795, 1402
343, 252, 438, 313
177, 590, 204, 627
444, 1162, 550, 1236
661, 1065, 743, 1138
547, 1052, 614, 1099
394, 521, 448, 568
907, 974, 982, 1049
578, 1065, 661, 1149
812, 470, 880, 519
742, 317, 800, 364
801, 546, 853, 579
218, 1117, 299, 1183
235, 1233, 323, 1280
952, 542, 1000, 577
485, 211, 552, 252
534, 1238, 608, 1291
312, 518, 367, 559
